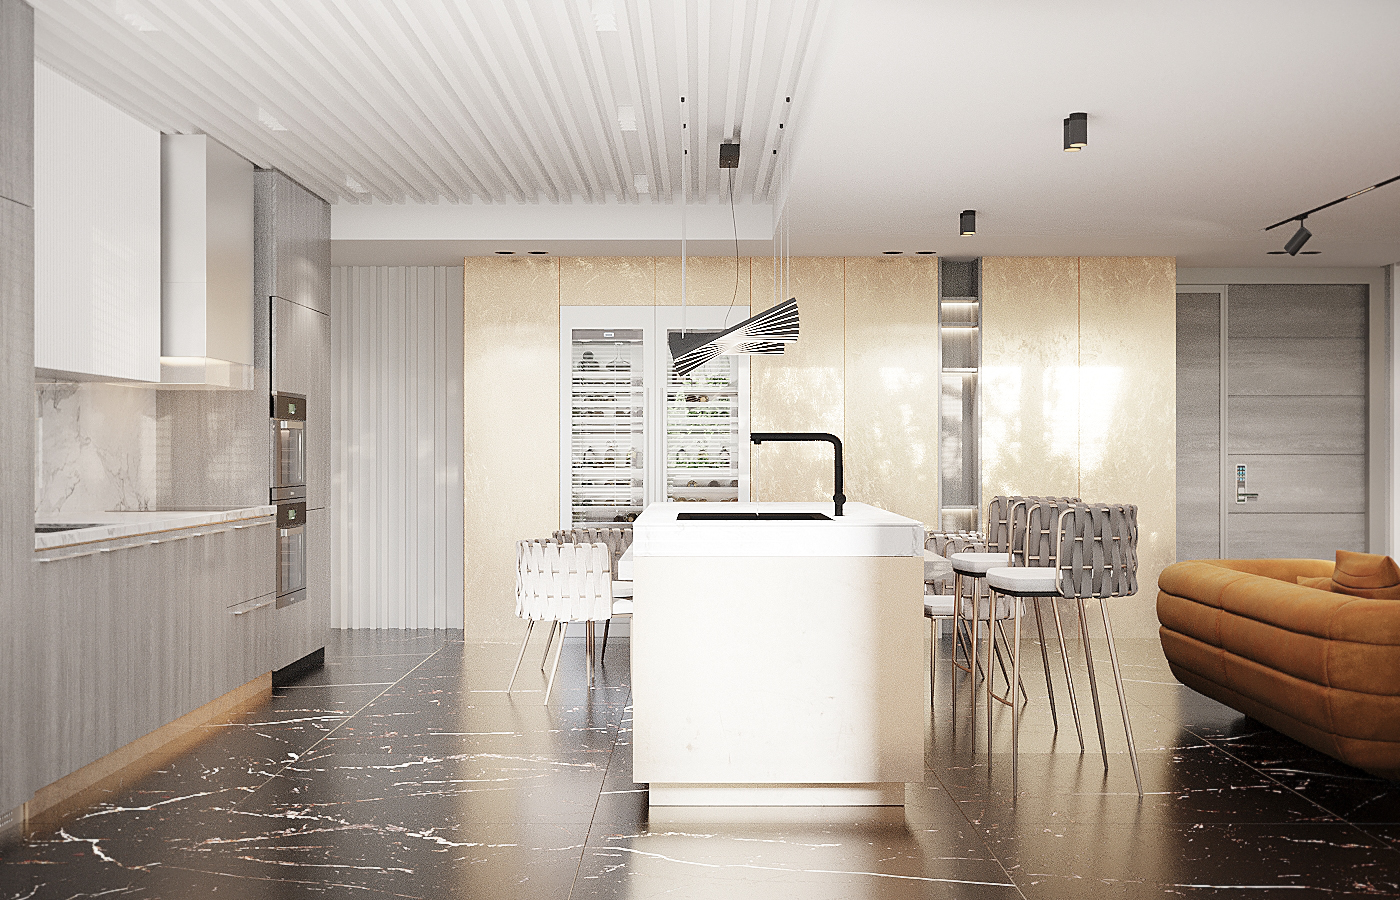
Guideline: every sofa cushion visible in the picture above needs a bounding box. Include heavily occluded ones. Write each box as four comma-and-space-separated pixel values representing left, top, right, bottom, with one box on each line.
1330, 550, 1400, 600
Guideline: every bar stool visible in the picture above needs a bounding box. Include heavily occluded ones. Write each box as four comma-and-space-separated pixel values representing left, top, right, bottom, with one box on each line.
947, 496, 1065, 726
985, 502, 1141, 796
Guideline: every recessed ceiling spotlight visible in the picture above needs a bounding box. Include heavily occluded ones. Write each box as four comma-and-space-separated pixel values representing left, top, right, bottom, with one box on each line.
258, 108, 287, 132
959, 210, 976, 236
1266, 250, 1321, 255
591, 0, 617, 31
495, 250, 515, 255
528, 251, 548, 255
883, 250, 903, 255
1063, 112, 1088, 151
916, 251, 935, 255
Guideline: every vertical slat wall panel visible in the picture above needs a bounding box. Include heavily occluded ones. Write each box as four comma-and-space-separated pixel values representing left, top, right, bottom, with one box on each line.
331, 266, 464, 629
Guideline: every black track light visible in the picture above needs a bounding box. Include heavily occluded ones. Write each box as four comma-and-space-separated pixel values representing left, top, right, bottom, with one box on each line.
1284, 220, 1312, 256
1064, 112, 1088, 151
959, 210, 976, 236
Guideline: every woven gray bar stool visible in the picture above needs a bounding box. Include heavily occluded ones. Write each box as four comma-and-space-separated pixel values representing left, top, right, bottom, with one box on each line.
985, 502, 1141, 796
980, 499, 1085, 770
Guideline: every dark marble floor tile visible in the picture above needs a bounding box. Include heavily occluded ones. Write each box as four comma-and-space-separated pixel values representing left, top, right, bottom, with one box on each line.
321, 696, 626, 761
986, 822, 1400, 898
936, 747, 1340, 826
572, 818, 1020, 900
1205, 729, 1400, 823
239, 745, 611, 825
2, 804, 587, 900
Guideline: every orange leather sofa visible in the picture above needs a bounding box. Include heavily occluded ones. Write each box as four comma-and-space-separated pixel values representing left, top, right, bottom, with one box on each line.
1157, 558, 1400, 780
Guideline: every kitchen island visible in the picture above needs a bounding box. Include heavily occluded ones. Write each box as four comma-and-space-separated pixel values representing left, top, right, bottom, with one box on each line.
631, 501, 925, 806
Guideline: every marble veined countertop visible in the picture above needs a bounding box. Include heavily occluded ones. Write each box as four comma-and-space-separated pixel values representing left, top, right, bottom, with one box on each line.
35, 506, 276, 551
632, 501, 924, 558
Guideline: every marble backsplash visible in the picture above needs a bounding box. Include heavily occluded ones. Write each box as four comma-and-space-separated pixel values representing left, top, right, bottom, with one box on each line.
35, 383, 158, 518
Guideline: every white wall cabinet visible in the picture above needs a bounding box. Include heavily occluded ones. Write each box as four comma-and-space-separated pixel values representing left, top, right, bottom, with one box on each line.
32, 516, 275, 788
33, 63, 160, 382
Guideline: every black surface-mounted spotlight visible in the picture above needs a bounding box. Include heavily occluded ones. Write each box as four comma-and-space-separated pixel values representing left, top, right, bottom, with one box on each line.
1284, 220, 1312, 256
959, 210, 976, 236
719, 142, 740, 168
1064, 112, 1088, 151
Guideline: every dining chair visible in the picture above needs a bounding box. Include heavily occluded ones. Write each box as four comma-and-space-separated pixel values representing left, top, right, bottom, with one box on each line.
554, 526, 634, 663
507, 539, 615, 703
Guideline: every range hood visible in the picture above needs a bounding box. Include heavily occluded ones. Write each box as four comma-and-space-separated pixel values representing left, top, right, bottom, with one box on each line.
160, 134, 255, 389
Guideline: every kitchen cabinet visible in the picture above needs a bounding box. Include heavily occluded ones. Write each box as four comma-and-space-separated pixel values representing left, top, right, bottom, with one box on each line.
0, 0, 33, 207
32, 512, 275, 787
33, 63, 161, 382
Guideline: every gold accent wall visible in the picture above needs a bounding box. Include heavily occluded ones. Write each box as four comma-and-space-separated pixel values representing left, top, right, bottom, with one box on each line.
462, 257, 560, 641
844, 258, 941, 526
750, 257, 847, 503
982, 256, 1177, 637
463, 255, 1171, 641
462, 255, 940, 640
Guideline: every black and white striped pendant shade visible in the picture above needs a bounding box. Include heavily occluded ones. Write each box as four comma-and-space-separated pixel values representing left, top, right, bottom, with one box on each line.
668, 298, 800, 377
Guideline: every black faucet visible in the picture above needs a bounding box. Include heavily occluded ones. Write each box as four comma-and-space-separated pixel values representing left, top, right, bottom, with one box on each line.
749, 432, 845, 517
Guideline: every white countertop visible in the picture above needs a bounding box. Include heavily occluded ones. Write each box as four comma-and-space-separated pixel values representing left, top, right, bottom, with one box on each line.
35, 506, 276, 550
631, 501, 924, 558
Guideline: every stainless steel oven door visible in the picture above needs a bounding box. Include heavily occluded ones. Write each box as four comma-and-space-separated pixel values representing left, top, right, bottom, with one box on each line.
271, 392, 307, 503
271, 419, 306, 501
276, 501, 307, 608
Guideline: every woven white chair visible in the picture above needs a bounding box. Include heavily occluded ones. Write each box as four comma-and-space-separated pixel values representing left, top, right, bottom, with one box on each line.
507, 539, 615, 703
554, 527, 634, 663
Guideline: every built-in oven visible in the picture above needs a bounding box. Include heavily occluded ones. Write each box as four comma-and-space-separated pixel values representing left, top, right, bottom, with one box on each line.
275, 500, 307, 608
271, 392, 306, 503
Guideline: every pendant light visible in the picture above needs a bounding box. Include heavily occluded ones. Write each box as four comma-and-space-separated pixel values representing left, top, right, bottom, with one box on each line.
671, 95, 800, 377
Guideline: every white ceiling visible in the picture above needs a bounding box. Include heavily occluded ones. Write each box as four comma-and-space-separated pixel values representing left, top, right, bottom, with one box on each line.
786, 0, 1400, 267
31, 0, 1400, 267
33, 0, 823, 206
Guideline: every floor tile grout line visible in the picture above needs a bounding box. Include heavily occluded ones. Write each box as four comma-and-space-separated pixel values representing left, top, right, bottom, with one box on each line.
569, 686, 633, 900
1183, 722, 1400, 854
229, 639, 453, 809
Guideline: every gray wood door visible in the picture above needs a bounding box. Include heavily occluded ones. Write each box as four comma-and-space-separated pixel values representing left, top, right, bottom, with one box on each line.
1176, 284, 1369, 561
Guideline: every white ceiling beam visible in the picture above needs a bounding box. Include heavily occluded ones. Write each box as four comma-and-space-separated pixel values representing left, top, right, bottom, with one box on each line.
631, 0, 672, 202
147, 0, 436, 203
507, 0, 609, 204
555, 0, 626, 202
735, 0, 773, 201
307, 1, 480, 203
614, 0, 660, 204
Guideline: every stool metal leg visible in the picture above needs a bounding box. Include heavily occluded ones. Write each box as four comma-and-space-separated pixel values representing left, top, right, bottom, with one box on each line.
600, 619, 610, 664
1077, 599, 1109, 762
1031, 598, 1059, 730
1048, 597, 1085, 750
1011, 593, 1023, 796
986, 592, 997, 759
1098, 599, 1143, 796
507, 619, 535, 693
994, 621, 1029, 703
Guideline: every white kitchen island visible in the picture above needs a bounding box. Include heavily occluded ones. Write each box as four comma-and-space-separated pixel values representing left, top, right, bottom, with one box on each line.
631, 501, 926, 806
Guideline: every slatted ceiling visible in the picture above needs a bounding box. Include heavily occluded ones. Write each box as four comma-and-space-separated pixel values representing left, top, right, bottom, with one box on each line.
32, 0, 824, 206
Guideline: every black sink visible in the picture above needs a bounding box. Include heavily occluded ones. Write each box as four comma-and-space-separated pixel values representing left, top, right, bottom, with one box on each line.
35, 523, 105, 533
675, 511, 832, 521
